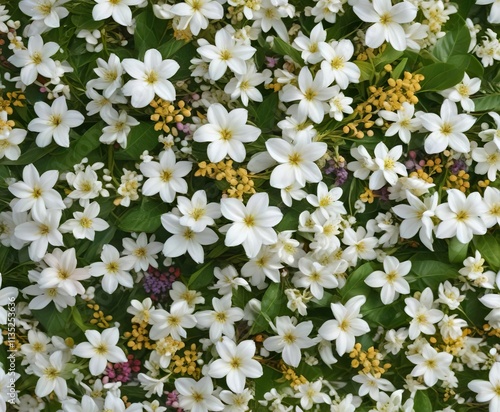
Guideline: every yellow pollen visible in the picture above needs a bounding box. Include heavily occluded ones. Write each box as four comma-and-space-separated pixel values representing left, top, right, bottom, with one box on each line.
457, 84, 469, 97
309, 271, 321, 282
105, 70, 118, 82
380, 12, 392, 25
95, 343, 108, 355
160, 170, 172, 182
37, 2, 53, 15
32, 342, 44, 352
386, 271, 397, 282
490, 205, 500, 216
192, 391, 204, 402
339, 320, 349, 331
440, 123, 452, 135
215, 311, 227, 322
134, 247, 148, 258
425, 359, 436, 368
106, 262, 119, 274
304, 88, 317, 101
319, 196, 332, 207
47, 288, 58, 297
230, 357, 241, 369
80, 217, 93, 228
384, 158, 395, 170
220, 129, 232, 141
220, 50, 232, 61
487, 153, 499, 164
239, 80, 250, 91
32, 186, 43, 198
50, 115, 62, 127
288, 152, 302, 165
331, 56, 344, 70
189, 0, 202, 10
113, 121, 125, 132
416, 314, 427, 323
183, 228, 194, 239
145, 71, 158, 84
57, 269, 70, 280
31, 52, 43, 65
39, 224, 50, 235
400, 118, 410, 128
0, 140, 10, 149
455, 210, 469, 221
283, 332, 296, 344
168, 315, 180, 326
243, 215, 255, 227
44, 367, 59, 380
190, 208, 204, 220
80, 181, 92, 192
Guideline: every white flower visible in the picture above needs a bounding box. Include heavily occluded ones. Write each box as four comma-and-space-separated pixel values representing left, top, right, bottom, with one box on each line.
100, 107, 139, 148
175, 377, 224, 412
149, 301, 197, 340
171, 0, 224, 36
219, 389, 253, 412
220, 192, 283, 258
468, 362, 500, 412
293, 23, 327, 64
472, 141, 500, 182
141, 150, 192, 202
404, 288, 444, 339
480, 294, 500, 329
0, 274, 18, 324
280, 68, 335, 123
353, 0, 418, 51
89, 244, 135, 294
210, 265, 250, 296
263, 316, 316, 367
241, 246, 283, 287
14, 209, 64, 262
19, 0, 69, 30
266, 138, 327, 188
295, 380, 331, 410
293, 257, 339, 300
439, 314, 467, 340
318, 296, 370, 356
88, 53, 123, 99
482, 186, 500, 228
8, 164, 65, 220
208, 337, 263, 393
306, 182, 346, 219
122, 49, 180, 108
224, 62, 271, 106
161, 212, 218, 264
441, 73, 481, 112
435, 189, 487, 244
328, 86, 354, 121
28, 96, 84, 147
73, 328, 127, 375
122, 233, 163, 271
365, 256, 411, 305
318, 39, 360, 89
352, 373, 395, 401
378, 102, 420, 144
92, 0, 143, 26
32, 351, 68, 399
252, 0, 291, 41
197, 28, 256, 81
169, 281, 205, 308
476, 0, 500, 24
7, 35, 58, 85
193, 103, 260, 162
196, 294, 244, 342
177, 190, 221, 233
479, 112, 500, 148
392, 191, 438, 251
408, 343, 453, 387
0, 128, 26, 160
59, 202, 109, 241
38, 248, 89, 296
127, 297, 153, 324
436, 281, 464, 310
383, 327, 408, 355
417, 99, 475, 154
369, 142, 407, 190
342, 227, 378, 266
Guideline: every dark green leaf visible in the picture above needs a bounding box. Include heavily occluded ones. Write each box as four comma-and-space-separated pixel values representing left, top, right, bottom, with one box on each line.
408, 260, 459, 289
158, 38, 187, 59
391, 58, 408, 80
83, 226, 117, 262
448, 237, 469, 264
417, 62, 466, 91
1, 144, 56, 166
118, 199, 165, 233
272, 37, 304, 65
254, 93, 279, 132
187, 261, 215, 289
467, 56, 485, 78
355, 61, 374, 82
432, 25, 470, 62
32, 306, 73, 336
250, 282, 287, 334
339, 262, 375, 301
114, 122, 159, 161
473, 234, 500, 271
373, 45, 404, 70
414, 390, 433, 412
471, 94, 500, 112
134, 10, 159, 58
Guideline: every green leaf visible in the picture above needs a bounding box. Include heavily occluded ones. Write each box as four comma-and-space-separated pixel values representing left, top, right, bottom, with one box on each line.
253, 93, 279, 132
417, 62, 466, 91
408, 260, 459, 289
373, 45, 404, 70
355, 61, 374, 82
118, 199, 165, 233
187, 261, 215, 289
432, 25, 470, 62
361, 291, 407, 328
471, 94, 500, 112
448, 237, 469, 264
391, 58, 408, 80
32, 306, 73, 336
466, 56, 484, 78
414, 391, 433, 412
157, 38, 187, 59
473, 234, 500, 271
114, 122, 159, 161
83, 226, 117, 262
339, 262, 375, 301
272, 37, 304, 65
250, 282, 287, 334
134, 10, 159, 58
1, 144, 56, 166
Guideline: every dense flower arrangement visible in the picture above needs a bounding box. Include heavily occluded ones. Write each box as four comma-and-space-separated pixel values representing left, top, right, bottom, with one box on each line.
1, 0, 500, 410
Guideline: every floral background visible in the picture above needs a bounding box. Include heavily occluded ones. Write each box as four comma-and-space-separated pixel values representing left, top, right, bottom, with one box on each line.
1, 0, 500, 411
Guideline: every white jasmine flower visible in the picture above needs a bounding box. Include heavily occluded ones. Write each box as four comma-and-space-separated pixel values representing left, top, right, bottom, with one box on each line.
208, 337, 263, 393
439, 314, 467, 340
149, 301, 197, 340
220, 192, 283, 258
241, 246, 283, 287
224, 62, 271, 106
171, 0, 223, 36
266, 138, 327, 188
318, 296, 370, 356
0, 128, 27, 160
210, 265, 250, 296
176, 190, 221, 233
88, 53, 123, 99
127, 297, 153, 324
193, 103, 260, 163
141, 150, 192, 202
197, 28, 256, 81
482, 186, 500, 228
293, 257, 339, 300
342, 227, 378, 266
295, 380, 331, 410
7, 35, 58, 85
169, 281, 205, 308
28, 96, 84, 148
353, 0, 418, 51
441, 73, 481, 112
92, 0, 143, 26
328, 86, 354, 121
319, 39, 360, 89
383, 327, 408, 355
408, 343, 453, 387
417, 99, 475, 154
293, 23, 327, 64
73, 328, 127, 375
122, 233, 162, 271
263, 316, 316, 367
435, 189, 487, 244
369, 142, 407, 190
479, 112, 500, 148
280, 67, 336, 124
175, 377, 224, 412
89, 244, 135, 294
8, 164, 65, 220
404, 288, 444, 340
365, 256, 411, 305
32, 351, 68, 399
378, 102, 420, 144
59, 202, 109, 241
352, 373, 395, 401
436, 281, 464, 310
196, 294, 244, 342
472, 141, 500, 182
122, 49, 180, 108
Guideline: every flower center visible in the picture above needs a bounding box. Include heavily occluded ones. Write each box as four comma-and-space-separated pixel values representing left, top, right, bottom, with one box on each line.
106, 262, 119, 274
304, 88, 317, 101
288, 152, 302, 165
57, 269, 70, 280
145, 71, 158, 85
220, 50, 232, 61
80, 217, 93, 228
44, 366, 59, 380
39, 224, 50, 235
455, 210, 469, 221
215, 311, 227, 323
380, 12, 392, 25
220, 128, 232, 141
134, 247, 148, 258
243, 215, 255, 227
160, 170, 172, 182
283, 332, 296, 344
31, 52, 43, 65
440, 123, 452, 135
457, 84, 470, 97
330, 56, 344, 70
32, 186, 43, 198
95, 343, 108, 355
384, 158, 395, 170
192, 391, 204, 402
230, 357, 242, 369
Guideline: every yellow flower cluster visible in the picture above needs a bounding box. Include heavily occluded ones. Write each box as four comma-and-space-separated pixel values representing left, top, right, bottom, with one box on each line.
170, 343, 201, 378
279, 361, 308, 388
0, 91, 25, 116
445, 169, 470, 193
195, 160, 256, 200
343, 71, 424, 139
360, 187, 375, 203
156, 336, 185, 358
150, 99, 192, 134
87, 302, 113, 328
349, 343, 391, 378
438, 329, 472, 356
409, 157, 443, 184
483, 323, 500, 338
123, 322, 155, 351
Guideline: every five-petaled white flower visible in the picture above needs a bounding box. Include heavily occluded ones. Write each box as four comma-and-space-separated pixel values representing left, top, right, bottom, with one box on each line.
364, 256, 411, 305
404, 287, 444, 340
175, 377, 224, 412
408, 343, 453, 387
92, 0, 143, 26
469, 362, 500, 411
